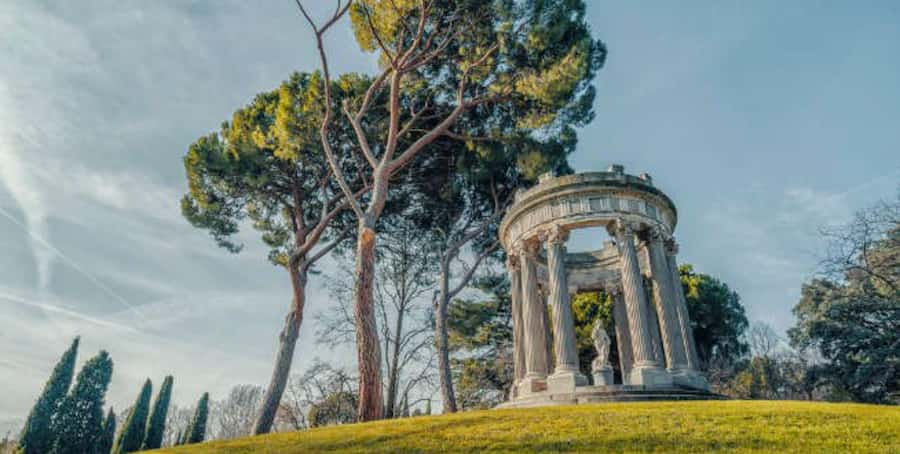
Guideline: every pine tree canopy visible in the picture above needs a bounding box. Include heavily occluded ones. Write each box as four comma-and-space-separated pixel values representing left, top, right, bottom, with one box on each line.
49, 350, 114, 454
18, 337, 79, 454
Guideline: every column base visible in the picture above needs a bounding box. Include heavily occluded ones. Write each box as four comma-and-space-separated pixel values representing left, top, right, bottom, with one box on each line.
591, 365, 614, 386
627, 364, 673, 387
671, 369, 710, 391
547, 369, 588, 394
517, 376, 548, 396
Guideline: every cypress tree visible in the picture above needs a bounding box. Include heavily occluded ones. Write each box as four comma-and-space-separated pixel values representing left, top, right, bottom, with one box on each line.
49, 350, 114, 454
18, 337, 79, 454
113, 379, 152, 454
94, 408, 116, 454
184, 393, 209, 445
141, 375, 173, 450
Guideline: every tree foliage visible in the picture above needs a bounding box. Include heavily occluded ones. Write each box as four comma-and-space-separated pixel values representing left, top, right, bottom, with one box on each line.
298, 0, 605, 421
142, 376, 173, 450
18, 337, 79, 454
95, 408, 116, 454
679, 265, 750, 369
570, 291, 615, 379
49, 351, 113, 454
184, 393, 210, 445
181, 71, 368, 433
113, 379, 152, 454
447, 274, 513, 409
789, 194, 899, 403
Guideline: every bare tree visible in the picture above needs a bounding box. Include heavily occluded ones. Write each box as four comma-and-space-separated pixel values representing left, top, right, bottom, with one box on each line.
277, 361, 358, 428
162, 405, 193, 447
208, 385, 264, 441
819, 194, 899, 293
432, 187, 508, 412
318, 217, 437, 418
748, 322, 782, 359
294, 0, 605, 420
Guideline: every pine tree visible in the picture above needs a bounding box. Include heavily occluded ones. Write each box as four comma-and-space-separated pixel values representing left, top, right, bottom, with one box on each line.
183, 393, 209, 445
94, 408, 116, 454
141, 375, 173, 450
49, 350, 114, 454
18, 337, 79, 454
113, 379, 152, 453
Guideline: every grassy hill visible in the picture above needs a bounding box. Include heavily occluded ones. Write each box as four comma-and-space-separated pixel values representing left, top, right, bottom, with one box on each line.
152, 400, 899, 453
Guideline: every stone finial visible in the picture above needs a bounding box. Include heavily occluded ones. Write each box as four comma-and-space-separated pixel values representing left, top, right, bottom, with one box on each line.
607, 164, 624, 174
538, 171, 556, 183
513, 188, 526, 203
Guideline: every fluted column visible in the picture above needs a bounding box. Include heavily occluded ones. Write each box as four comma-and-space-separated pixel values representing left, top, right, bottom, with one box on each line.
665, 240, 709, 389
613, 221, 671, 387
518, 242, 549, 393
611, 287, 634, 381
544, 226, 587, 392
646, 229, 689, 371
507, 255, 526, 387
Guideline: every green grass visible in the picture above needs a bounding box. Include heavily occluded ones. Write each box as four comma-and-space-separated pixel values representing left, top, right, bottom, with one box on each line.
151, 401, 900, 453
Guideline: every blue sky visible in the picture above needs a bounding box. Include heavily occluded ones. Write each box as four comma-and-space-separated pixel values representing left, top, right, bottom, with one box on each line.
1, 1, 898, 432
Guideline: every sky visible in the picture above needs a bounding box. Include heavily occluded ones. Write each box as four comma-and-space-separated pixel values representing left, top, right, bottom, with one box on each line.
1, 0, 898, 434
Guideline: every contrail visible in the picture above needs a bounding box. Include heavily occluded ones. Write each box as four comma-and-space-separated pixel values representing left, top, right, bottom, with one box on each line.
0, 205, 146, 322
830, 168, 900, 200
0, 287, 139, 333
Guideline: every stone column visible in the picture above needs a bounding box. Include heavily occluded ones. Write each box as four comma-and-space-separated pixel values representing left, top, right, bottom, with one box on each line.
518, 242, 549, 394
613, 221, 672, 387
507, 255, 526, 393
665, 239, 710, 390
646, 229, 689, 371
611, 287, 634, 382
543, 226, 587, 393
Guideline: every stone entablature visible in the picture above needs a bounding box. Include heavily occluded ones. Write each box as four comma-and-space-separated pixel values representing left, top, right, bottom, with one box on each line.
500, 167, 678, 252
499, 165, 713, 409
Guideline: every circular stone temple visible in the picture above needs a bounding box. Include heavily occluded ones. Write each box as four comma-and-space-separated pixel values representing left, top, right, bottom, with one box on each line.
498, 165, 718, 408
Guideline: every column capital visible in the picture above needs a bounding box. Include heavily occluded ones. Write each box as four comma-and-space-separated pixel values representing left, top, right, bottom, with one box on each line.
665, 238, 680, 256
540, 224, 569, 247
611, 219, 641, 238
604, 282, 623, 297
506, 254, 521, 271
646, 225, 666, 241
513, 239, 540, 258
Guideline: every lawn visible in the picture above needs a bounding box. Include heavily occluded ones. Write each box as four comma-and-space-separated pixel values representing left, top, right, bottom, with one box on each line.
151, 400, 900, 453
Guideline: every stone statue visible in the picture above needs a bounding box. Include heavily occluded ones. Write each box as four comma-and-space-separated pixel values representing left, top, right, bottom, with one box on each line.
591, 321, 610, 370
591, 321, 614, 385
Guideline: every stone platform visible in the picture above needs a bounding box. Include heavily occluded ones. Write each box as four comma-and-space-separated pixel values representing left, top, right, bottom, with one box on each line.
495, 384, 725, 409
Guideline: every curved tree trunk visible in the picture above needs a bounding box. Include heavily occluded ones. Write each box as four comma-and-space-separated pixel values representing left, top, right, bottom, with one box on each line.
354, 221, 383, 422
436, 259, 457, 413
253, 265, 307, 434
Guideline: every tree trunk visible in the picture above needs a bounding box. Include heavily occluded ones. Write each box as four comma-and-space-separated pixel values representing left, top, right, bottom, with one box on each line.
436, 259, 457, 413
253, 265, 307, 435
354, 220, 383, 421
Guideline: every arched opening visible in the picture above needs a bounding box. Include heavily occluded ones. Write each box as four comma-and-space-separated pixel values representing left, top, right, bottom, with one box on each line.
566, 225, 613, 253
